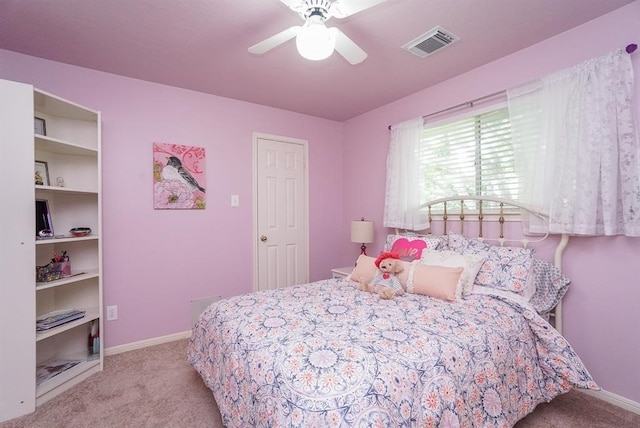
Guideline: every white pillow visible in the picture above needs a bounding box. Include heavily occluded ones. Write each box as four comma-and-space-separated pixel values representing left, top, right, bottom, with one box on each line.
421, 249, 486, 296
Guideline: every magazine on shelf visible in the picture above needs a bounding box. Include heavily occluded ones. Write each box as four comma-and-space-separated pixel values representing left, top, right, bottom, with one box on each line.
36, 309, 86, 331
36, 358, 83, 385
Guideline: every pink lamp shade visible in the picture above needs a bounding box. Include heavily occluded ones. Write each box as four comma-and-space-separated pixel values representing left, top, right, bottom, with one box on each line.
351, 218, 374, 255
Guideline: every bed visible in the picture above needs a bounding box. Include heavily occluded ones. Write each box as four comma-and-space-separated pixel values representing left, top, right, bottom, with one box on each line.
188, 196, 598, 427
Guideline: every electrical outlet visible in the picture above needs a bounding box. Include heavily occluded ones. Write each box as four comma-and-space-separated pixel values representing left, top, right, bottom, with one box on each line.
106, 305, 118, 321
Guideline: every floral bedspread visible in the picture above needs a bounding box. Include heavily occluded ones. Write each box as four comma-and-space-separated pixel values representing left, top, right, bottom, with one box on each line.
187, 279, 598, 427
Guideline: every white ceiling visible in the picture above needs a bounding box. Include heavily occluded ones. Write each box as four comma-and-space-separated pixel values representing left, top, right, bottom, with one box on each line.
0, 0, 634, 121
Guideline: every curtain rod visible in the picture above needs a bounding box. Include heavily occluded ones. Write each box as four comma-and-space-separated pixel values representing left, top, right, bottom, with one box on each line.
387, 90, 505, 130
388, 42, 638, 131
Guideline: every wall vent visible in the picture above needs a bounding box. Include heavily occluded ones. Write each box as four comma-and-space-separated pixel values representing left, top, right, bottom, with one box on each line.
402, 26, 460, 58
190, 295, 221, 326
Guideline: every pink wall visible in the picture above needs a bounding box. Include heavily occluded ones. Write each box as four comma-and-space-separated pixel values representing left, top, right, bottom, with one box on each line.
342, 2, 640, 403
0, 49, 346, 347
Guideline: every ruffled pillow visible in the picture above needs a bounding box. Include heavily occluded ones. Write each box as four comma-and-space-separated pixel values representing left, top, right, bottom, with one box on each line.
529, 258, 571, 317
446, 231, 534, 295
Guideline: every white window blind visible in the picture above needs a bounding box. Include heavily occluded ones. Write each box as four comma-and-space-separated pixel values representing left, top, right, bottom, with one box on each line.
419, 106, 518, 210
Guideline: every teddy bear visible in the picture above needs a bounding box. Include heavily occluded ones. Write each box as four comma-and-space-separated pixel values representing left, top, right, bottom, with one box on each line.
359, 252, 405, 299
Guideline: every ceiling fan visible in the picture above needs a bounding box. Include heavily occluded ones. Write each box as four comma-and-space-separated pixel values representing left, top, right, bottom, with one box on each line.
249, 0, 387, 64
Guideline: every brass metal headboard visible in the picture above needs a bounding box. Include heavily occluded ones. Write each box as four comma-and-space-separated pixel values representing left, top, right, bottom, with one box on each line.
395, 195, 569, 334
423, 195, 550, 246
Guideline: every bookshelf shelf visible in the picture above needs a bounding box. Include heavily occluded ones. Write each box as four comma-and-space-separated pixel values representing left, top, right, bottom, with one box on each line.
36, 358, 101, 400
36, 269, 100, 290
36, 308, 100, 341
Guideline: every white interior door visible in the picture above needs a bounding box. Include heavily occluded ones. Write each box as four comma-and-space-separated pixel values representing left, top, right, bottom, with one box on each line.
253, 133, 308, 291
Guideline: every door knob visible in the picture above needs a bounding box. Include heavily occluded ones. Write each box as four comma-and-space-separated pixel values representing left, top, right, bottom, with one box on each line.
260, 235, 268, 242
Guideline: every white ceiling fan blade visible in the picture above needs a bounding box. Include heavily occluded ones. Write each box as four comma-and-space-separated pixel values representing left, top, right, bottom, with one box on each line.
332, 28, 367, 64
330, 0, 388, 19
248, 26, 301, 55
278, 0, 307, 14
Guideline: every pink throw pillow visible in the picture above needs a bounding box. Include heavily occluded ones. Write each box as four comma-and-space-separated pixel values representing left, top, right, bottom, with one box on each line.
390, 238, 428, 261
408, 264, 464, 301
348, 255, 377, 283
349, 255, 411, 289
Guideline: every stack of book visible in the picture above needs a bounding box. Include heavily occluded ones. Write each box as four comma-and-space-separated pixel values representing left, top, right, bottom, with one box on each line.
36, 309, 86, 332
36, 358, 83, 385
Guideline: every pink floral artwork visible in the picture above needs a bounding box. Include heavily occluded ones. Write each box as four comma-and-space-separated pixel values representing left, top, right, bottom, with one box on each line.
153, 143, 206, 209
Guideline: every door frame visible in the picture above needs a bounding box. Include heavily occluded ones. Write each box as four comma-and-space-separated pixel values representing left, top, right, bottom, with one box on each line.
252, 132, 309, 292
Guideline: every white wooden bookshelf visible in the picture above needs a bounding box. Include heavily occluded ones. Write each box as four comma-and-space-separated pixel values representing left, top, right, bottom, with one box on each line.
0, 79, 103, 422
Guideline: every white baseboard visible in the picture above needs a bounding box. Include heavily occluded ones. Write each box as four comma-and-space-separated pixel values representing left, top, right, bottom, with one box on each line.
104, 330, 192, 356
582, 388, 640, 415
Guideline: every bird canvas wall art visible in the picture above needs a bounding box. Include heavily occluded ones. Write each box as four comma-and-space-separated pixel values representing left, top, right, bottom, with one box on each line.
153, 143, 206, 209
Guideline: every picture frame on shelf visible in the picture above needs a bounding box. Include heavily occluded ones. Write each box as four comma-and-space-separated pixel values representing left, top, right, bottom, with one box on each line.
35, 160, 50, 186
34, 117, 46, 136
35, 199, 54, 238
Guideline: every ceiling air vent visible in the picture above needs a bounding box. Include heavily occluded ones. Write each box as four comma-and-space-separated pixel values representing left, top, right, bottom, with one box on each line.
402, 26, 460, 58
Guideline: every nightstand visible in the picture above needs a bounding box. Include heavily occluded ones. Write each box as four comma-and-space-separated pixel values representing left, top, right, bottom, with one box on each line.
331, 266, 353, 279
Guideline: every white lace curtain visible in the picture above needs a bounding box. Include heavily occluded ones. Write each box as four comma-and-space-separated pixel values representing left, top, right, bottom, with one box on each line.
508, 48, 640, 236
383, 117, 429, 230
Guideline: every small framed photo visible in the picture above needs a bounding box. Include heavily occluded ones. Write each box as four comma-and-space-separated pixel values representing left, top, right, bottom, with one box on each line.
35, 199, 54, 238
35, 161, 50, 186
34, 117, 46, 136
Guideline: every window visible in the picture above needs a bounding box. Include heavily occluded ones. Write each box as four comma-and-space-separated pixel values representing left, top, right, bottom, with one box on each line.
419, 105, 518, 211
387, 49, 639, 234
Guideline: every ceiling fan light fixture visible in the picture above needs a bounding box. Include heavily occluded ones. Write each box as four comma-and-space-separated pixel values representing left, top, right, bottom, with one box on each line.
295, 14, 336, 61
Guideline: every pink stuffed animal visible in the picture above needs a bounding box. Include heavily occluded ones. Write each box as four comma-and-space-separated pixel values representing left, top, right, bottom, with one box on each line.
359, 252, 405, 299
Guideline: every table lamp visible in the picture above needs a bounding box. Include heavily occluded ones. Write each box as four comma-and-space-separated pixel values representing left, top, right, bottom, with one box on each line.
351, 218, 374, 255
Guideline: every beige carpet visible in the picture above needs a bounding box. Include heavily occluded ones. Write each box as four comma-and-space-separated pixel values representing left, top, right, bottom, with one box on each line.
1, 339, 638, 427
